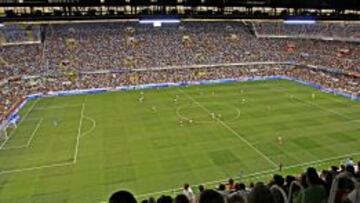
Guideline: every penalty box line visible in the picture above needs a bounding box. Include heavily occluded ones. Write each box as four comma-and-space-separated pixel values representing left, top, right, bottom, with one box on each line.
178, 88, 279, 168
275, 85, 357, 122
0, 118, 43, 151
0, 99, 40, 150
135, 151, 360, 199
0, 103, 86, 176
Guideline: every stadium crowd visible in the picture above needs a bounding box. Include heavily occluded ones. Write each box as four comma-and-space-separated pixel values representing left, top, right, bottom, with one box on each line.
0, 21, 359, 78
108, 159, 360, 203
252, 21, 360, 41
0, 21, 359, 123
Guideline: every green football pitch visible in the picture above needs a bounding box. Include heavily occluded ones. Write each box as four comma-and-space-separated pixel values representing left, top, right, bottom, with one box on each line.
0, 79, 359, 202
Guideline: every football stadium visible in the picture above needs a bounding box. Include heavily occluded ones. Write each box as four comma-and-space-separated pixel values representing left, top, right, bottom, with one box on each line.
0, 1, 359, 203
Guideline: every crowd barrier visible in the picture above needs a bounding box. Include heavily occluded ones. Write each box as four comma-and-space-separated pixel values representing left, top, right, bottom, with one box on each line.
2, 76, 359, 130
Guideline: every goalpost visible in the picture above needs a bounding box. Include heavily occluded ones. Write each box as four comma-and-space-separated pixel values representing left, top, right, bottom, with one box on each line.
0, 122, 17, 141
0, 127, 8, 141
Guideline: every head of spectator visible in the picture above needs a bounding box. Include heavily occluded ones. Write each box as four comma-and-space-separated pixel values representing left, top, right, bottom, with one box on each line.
340, 164, 346, 172
285, 175, 296, 187
234, 183, 246, 191
247, 182, 274, 203
218, 184, 226, 191
199, 189, 225, 203
198, 184, 205, 193
306, 167, 321, 186
229, 193, 245, 203
239, 183, 246, 191
148, 197, 156, 203
346, 164, 355, 175
273, 174, 285, 187
300, 173, 308, 188
174, 194, 190, 203
331, 165, 339, 173
156, 195, 172, 203
109, 190, 137, 203
249, 182, 255, 189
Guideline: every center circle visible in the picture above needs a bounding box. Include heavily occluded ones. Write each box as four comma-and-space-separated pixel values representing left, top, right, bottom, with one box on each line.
176, 103, 241, 124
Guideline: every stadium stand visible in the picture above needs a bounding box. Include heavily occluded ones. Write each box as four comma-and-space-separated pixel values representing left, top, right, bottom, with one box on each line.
0, 21, 359, 124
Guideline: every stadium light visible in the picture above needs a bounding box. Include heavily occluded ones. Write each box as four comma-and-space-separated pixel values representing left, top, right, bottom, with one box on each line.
139, 19, 181, 27
284, 20, 316, 25
0, 23, 4, 28
139, 19, 180, 24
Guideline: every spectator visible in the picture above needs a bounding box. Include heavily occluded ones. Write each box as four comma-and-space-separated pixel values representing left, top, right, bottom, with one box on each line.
195, 185, 205, 203
294, 167, 327, 203
109, 190, 137, 203
174, 194, 190, 203
247, 182, 275, 203
226, 178, 235, 192
346, 187, 360, 203
182, 183, 195, 203
229, 194, 245, 203
156, 195, 172, 203
199, 189, 225, 203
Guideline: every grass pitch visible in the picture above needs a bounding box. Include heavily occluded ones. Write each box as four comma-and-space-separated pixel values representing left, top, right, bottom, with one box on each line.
0, 79, 359, 202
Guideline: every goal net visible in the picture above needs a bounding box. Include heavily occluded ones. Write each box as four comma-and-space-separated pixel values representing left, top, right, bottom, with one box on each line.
0, 127, 8, 141
0, 122, 17, 141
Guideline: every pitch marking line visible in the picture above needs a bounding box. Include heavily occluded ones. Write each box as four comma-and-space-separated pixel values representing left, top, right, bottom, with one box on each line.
276, 86, 357, 122
34, 104, 81, 111
135, 151, 360, 199
1, 118, 43, 151
176, 104, 241, 124
0, 99, 39, 150
292, 96, 355, 121
178, 88, 278, 168
80, 116, 97, 138
0, 103, 94, 176
73, 103, 85, 164
0, 161, 74, 176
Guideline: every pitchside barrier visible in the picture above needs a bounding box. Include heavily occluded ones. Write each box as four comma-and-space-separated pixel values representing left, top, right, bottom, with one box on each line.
1, 76, 359, 131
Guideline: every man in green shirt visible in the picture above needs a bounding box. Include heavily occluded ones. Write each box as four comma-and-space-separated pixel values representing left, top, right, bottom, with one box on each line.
294, 167, 327, 203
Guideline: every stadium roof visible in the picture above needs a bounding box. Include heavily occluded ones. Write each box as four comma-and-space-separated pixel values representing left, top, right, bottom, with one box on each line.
0, 0, 359, 21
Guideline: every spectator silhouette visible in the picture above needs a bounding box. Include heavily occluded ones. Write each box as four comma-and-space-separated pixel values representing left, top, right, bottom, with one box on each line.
109, 191, 137, 203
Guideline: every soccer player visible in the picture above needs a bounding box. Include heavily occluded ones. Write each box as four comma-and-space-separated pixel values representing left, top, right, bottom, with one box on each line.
279, 162, 283, 172
312, 93, 316, 100
179, 120, 184, 127
174, 98, 178, 104
151, 106, 157, 112
210, 113, 216, 120
267, 105, 272, 111
53, 120, 59, 128
277, 136, 283, 145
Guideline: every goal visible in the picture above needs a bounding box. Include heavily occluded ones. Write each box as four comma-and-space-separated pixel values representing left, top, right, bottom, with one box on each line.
0, 123, 17, 141
0, 127, 8, 141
